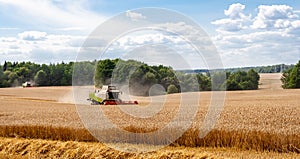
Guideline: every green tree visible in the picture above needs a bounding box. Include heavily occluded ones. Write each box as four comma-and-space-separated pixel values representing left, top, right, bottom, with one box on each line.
8, 71, 18, 86
129, 64, 157, 96
247, 69, 260, 89
176, 72, 199, 92
15, 67, 30, 84
167, 84, 178, 94
72, 61, 94, 86
211, 72, 226, 91
0, 66, 9, 87
281, 68, 292, 88
239, 81, 252, 90
94, 59, 118, 87
34, 70, 47, 86
281, 60, 300, 89
197, 73, 211, 91
111, 59, 142, 84
226, 79, 241, 90
226, 69, 259, 90
143, 72, 157, 85
155, 65, 179, 90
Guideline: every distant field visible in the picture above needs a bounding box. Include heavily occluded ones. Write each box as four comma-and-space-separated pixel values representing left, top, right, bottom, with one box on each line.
0, 73, 299, 158
259, 73, 283, 90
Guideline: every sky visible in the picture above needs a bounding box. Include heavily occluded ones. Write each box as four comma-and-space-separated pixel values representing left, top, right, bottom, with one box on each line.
0, 0, 300, 68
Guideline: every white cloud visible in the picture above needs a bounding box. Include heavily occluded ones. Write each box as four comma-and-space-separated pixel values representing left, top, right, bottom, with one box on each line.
212, 18, 246, 32
212, 3, 251, 32
109, 31, 181, 53
252, 5, 298, 29
0, 31, 85, 64
101, 27, 211, 69
224, 3, 248, 19
213, 4, 300, 32
0, 0, 106, 31
108, 24, 210, 55
291, 20, 300, 28
120, 44, 196, 69
274, 19, 291, 28
125, 10, 146, 21
212, 4, 300, 67
18, 31, 47, 41
215, 31, 298, 66
0, 0, 107, 63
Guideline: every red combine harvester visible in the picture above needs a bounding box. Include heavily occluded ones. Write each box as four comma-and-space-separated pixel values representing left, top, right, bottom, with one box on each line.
88, 85, 138, 105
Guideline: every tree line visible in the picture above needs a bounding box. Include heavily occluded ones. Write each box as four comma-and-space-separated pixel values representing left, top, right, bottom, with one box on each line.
225, 64, 293, 73
0, 61, 74, 87
183, 64, 294, 74
0, 60, 261, 95
94, 59, 260, 95
281, 60, 300, 89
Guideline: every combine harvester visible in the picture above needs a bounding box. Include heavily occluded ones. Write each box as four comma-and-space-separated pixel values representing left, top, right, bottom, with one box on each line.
22, 81, 33, 88
87, 85, 138, 105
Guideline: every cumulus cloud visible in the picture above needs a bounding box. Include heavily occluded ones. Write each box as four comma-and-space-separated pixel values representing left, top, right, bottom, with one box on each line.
212, 3, 300, 67
18, 31, 47, 41
252, 5, 298, 29
126, 10, 146, 21
224, 3, 248, 19
107, 30, 185, 56
102, 28, 207, 69
0, 1, 106, 63
213, 4, 300, 32
212, 3, 251, 32
0, 31, 85, 64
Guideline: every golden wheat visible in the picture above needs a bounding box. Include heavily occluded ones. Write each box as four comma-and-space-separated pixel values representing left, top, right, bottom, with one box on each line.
0, 74, 299, 158
0, 125, 299, 153
1, 137, 300, 159
0, 137, 215, 159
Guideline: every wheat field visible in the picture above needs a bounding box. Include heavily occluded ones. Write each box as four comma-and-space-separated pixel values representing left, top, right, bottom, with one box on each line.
0, 73, 299, 158
1, 137, 299, 159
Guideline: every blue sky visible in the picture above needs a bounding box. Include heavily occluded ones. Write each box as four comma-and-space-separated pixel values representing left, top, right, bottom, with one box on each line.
0, 0, 300, 68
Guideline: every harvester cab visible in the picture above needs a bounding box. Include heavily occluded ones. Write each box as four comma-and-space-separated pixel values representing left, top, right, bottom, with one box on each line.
88, 85, 138, 105
106, 85, 120, 99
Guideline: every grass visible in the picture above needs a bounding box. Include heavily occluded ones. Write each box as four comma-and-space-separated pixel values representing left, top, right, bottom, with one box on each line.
0, 125, 299, 153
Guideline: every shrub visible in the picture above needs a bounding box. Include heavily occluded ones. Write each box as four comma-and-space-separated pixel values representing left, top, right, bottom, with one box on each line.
167, 84, 179, 94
